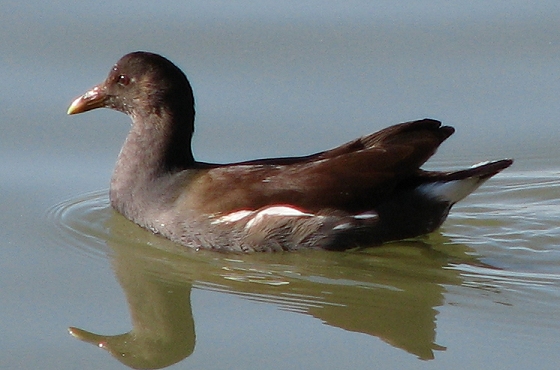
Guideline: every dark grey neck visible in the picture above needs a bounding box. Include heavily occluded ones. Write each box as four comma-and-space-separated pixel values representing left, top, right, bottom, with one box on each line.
160, 106, 196, 172
109, 107, 195, 220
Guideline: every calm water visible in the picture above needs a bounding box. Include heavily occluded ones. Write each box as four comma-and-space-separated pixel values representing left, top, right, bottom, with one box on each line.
2, 1, 560, 369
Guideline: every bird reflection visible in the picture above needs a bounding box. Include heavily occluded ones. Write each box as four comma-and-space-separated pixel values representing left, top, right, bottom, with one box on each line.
69, 210, 482, 369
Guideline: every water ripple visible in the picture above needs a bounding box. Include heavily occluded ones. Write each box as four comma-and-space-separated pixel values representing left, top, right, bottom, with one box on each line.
448, 263, 560, 291
46, 190, 112, 262
443, 171, 560, 295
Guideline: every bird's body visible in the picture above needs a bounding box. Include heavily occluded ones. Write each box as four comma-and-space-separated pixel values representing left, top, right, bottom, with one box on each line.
68, 51, 512, 252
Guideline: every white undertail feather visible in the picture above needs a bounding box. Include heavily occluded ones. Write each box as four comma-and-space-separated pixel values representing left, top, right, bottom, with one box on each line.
416, 177, 484, 204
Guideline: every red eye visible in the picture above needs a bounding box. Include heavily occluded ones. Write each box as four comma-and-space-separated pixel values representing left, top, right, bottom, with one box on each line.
117, 74, 130, 86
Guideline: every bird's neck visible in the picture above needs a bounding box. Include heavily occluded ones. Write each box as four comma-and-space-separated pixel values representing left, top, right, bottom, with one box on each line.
110, 109, 195, 219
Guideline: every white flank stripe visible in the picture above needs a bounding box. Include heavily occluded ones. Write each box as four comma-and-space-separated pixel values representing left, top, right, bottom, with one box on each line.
246, 206, 313, 229
211, 210, 253, 224
333, 223, 352, 231
353, 212, 377, 220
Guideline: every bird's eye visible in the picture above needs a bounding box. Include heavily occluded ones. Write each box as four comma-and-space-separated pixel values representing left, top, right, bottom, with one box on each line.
117, 74, 130, 86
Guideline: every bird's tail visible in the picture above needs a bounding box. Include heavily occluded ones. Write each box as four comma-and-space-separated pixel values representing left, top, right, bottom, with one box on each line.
416, 159, 513, 204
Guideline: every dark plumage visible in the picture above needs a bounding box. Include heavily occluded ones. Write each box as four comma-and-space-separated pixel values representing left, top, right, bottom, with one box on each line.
67, 51, 512, 252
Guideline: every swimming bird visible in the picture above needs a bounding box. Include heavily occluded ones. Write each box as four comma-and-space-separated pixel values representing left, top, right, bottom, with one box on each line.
67, 51, 512, 252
